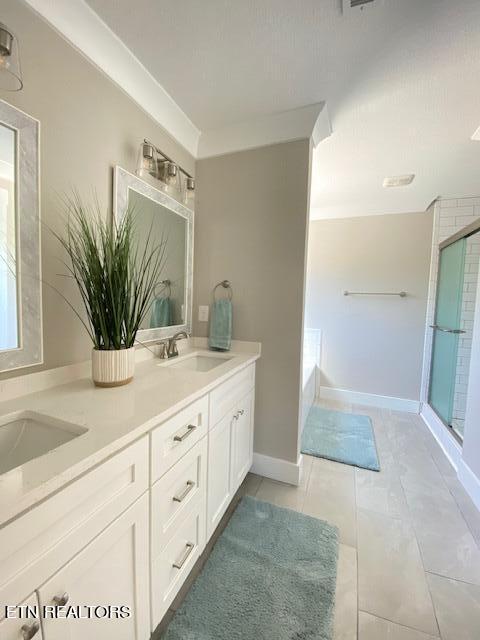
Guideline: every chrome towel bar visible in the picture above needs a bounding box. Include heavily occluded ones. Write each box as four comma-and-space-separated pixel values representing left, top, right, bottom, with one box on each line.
343, 290, 407, 297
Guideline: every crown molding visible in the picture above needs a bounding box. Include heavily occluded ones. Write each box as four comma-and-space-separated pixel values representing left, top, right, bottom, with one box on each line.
198, 102, 331, 159
22, 1, 330, 160
23, 0, 200, 157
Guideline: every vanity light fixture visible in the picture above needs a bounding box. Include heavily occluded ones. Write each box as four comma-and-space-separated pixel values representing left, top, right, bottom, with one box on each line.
135, 139, 195, 204
0, 22, 23, 91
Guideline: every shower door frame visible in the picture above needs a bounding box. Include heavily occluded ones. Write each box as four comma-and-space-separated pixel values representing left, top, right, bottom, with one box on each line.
429, 217, 480, 443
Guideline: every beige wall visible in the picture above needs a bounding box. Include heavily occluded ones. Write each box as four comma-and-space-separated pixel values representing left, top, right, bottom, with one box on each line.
0, 0, 194, 379
193, 140, 311, 464
306, 212, 433, 400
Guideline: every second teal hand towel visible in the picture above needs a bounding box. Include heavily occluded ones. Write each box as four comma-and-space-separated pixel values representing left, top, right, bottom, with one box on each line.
209, 299, 232, 351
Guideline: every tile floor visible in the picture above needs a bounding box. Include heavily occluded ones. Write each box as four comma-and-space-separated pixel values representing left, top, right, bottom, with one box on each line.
244, 399, 480, 640
155, 398, 480, 639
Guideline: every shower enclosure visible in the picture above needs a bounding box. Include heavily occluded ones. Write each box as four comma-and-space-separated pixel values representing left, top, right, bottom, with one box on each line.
429, 221, 480, 440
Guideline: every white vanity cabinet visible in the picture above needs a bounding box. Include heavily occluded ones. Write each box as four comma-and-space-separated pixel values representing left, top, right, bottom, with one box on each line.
0, 437, 151, 639
0, 360, 257, 640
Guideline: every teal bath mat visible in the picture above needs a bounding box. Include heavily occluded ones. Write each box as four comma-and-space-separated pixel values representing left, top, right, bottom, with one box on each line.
302, 406, 380, 472
162, 496, 339, 640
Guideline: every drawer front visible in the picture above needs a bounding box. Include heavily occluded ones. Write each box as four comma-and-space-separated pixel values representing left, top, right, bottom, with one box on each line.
0, 436, 149, 607
151, 505, 205, 628
0, 592, 43, 639
151, 396, 209, 482
209, 365, 255, 427
151, 437, 207, 553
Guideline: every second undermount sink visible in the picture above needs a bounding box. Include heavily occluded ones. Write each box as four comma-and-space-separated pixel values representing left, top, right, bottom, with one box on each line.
0, 411, 88, 475
165, 353, 233, 372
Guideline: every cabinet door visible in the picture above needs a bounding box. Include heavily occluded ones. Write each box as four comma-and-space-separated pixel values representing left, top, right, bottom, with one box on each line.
0, 593, 43, 640
207, 411, 234, 537
37, 494, 150, 640
231, 391, 254, 491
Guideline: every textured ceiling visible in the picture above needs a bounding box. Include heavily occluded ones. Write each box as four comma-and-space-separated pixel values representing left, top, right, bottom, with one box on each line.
86, 0, 480, 217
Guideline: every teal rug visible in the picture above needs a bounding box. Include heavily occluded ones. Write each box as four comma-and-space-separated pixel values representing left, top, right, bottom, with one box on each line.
162, 496, 339, 640
302, 406, 380, 472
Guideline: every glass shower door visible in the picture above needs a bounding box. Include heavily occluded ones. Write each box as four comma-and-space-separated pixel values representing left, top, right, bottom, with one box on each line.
429, 238, 466, 427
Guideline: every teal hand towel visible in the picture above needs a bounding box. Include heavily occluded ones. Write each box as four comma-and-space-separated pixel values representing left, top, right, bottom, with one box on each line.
209, 299, 232, 351
150, 297, 171, 328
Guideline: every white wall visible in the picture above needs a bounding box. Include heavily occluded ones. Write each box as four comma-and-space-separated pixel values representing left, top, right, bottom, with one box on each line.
305, 212, 433, 403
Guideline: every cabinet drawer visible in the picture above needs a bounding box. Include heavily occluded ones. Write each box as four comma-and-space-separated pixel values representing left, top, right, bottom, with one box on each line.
0, 436, 149, 607
151, 437, 207, 552
151, 505, 205, 628
151, 396, 209, 482
0, 592, 43, 639
209, 364, 255, 427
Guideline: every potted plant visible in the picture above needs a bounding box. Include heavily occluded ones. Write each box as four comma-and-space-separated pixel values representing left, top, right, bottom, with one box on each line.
55, 194, 165, 387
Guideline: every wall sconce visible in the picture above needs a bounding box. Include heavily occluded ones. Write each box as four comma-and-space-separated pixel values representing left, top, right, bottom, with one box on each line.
0, 23, 23, 91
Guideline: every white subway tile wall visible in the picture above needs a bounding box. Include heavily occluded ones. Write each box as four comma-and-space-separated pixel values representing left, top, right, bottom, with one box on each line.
421, 197, 480, 434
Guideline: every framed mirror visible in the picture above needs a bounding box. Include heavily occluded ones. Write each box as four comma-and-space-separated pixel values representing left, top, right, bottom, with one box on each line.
0, 100, 41, 373
114, 166, 193, 343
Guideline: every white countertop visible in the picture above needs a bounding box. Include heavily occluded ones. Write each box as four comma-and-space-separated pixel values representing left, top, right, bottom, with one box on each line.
0, 343, 260, 528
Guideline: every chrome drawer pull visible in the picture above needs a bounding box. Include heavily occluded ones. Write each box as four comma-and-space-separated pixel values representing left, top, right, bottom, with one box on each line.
174, 424, 196, 442
173, 542, 195, 569
52, 592, 69, 606
173, 480, 195, 503
21, 622, 40, 640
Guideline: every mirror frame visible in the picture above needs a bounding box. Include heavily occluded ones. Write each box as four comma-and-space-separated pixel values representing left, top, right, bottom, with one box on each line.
113, 165, 194, 343
0, 100, 42, 373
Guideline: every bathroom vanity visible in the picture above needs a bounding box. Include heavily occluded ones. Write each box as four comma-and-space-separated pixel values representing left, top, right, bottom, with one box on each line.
0, 103, 259, 637
0, 344, 259, 639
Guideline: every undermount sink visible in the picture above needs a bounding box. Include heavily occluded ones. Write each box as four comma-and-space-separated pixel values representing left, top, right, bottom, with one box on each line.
165, 353, 233, 372
0, 411, 88, 475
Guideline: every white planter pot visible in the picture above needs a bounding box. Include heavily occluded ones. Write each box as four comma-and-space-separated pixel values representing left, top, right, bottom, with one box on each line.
91, 347, 135, 387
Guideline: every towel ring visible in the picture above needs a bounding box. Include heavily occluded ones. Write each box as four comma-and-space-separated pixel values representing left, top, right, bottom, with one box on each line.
213, 280, 233, 301
154, 279, 171, 298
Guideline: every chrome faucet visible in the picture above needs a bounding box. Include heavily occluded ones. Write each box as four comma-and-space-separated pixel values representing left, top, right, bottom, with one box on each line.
166, 331, 189, 358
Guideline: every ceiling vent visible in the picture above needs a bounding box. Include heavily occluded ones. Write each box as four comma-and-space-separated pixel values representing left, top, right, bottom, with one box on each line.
343, 0, 375, 12
383, 174, 415, 188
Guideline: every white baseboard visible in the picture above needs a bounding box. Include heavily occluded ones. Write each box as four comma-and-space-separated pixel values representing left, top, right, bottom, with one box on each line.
458, 459, 480, 512
319, 386, 420, 413
251, 452, 303, 486
420, 403, 461, 471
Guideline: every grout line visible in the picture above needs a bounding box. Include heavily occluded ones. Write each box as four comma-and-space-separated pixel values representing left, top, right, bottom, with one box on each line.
392, 412, 443, 639
362, 407, 443, 638
358, 609, 440, 638
353, 454, 360, 640
425, 569, 480, 589
425, 439, 480, 551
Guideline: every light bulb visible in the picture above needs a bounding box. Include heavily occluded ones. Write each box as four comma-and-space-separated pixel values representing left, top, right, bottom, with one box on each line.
164, 162, 180, 192
184, 176, 195, 207
0, 24, 23, 91
136, 143, 157, 178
